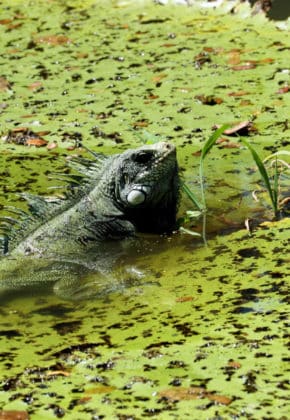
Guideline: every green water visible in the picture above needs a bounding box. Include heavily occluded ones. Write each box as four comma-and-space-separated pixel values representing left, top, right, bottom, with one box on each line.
0, 1, 289, 418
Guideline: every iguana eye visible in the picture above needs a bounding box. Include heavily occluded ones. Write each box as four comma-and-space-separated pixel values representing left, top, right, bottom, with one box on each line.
133, 151, 154, 164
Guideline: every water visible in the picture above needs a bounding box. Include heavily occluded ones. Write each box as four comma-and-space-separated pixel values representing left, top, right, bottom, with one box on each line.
0, 1, 289, 418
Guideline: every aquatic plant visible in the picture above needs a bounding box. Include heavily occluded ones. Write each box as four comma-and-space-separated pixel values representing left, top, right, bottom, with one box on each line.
138, 124, 289, 241
260, 150, 290, 217
181, 125, 229, 243
239, 137, 280, 218
182, 128, 290, 237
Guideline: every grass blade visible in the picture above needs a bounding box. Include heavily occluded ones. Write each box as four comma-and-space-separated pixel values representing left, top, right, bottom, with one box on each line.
201, 124, 230, 161
134, 129, 162, 145
181, 182, 203, 211
240, 137, 278, 214
273, 157, 279, 212
263, 150, 290, 163
179, 227, 201, 237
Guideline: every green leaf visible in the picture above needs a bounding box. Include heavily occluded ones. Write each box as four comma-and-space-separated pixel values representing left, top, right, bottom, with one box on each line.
201, 124, 230, 161
263, 151, 290, 163
181, 182, 203, 211
179, 227, 202, 237
186, 210, 203, 219
239, 137, 278, 215
135, 129, 163, 145
273, 157, 279, 210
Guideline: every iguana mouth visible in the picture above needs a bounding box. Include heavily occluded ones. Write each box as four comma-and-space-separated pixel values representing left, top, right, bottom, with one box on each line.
152, 142, 176, 165
154, 141, 175, 154
136, 142, 176, 180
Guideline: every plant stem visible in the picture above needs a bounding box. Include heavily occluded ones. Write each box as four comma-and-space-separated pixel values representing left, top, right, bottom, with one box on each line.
181, 182, 203, 211
199, 124, 230, 243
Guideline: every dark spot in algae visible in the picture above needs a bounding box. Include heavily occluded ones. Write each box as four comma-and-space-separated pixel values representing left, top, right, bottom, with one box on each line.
232, 306, 255, 314
0, 329, 22, 338
52, 320, 82, 335
96, 360, 115, 371
237, 247, 263, 259
255, 352, 273, 358
31, 304, 74, 317
51, 343, 103, 358
241, 371, 258, 393
145, 340, 185, 350
173, 322, 199, 337
2, 376, 22, 391
167, 360, 187, 369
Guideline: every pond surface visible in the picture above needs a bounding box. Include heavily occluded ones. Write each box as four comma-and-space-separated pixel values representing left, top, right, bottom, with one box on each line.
0, 0, 289, 418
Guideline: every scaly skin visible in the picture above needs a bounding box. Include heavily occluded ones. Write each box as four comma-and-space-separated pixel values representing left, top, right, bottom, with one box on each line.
0, 142, 179, 299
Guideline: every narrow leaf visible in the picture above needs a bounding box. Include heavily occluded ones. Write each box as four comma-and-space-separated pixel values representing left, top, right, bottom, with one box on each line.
179, 227, 201, 237
273, 157, 279, 212
240, 137, 277, 212
201, 124, 230, 161
181, 182, 203, 210
186, 210, 203, 218
263, 150, 290, 163
134, 129, 162, 145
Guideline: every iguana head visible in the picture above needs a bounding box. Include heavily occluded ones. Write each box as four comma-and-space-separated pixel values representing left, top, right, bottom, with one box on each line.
111, 142, 179, 233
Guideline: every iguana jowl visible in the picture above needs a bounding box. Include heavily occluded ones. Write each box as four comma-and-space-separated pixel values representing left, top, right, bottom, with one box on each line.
0, 142, 179, 300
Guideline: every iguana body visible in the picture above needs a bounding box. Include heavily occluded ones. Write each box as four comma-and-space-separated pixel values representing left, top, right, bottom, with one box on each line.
0, 142, 179, 300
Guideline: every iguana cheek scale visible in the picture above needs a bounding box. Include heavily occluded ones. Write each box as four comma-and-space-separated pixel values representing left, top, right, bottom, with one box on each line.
0, 142, 179, 301
126, 188, 148, 205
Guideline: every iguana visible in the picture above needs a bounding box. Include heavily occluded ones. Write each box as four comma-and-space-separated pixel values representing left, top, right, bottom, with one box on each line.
0, 141, 179, 300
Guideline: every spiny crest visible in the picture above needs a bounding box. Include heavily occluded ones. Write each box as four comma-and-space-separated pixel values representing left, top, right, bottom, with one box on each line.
0, 151, 108, 255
